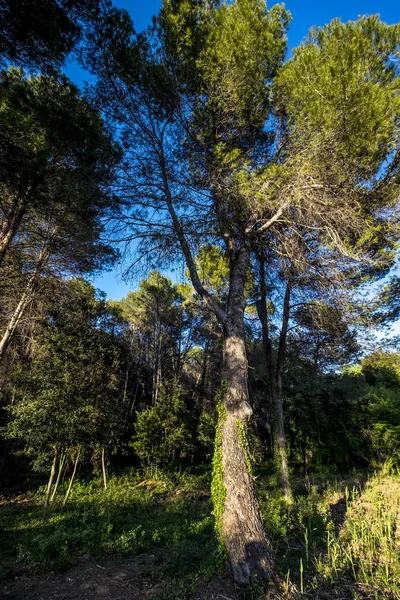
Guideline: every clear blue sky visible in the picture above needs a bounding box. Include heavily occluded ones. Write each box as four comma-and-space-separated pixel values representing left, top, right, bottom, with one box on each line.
65, 0, 400, 300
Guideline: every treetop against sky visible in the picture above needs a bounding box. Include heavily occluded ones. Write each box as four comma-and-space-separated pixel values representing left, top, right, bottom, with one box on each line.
63, 0, 400, 301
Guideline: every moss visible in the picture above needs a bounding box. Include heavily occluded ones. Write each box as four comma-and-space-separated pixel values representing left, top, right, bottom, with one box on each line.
210, 382, 227, 543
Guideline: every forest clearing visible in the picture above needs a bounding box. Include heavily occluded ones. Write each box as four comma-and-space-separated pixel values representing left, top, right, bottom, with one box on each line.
1, 0, 400, 598
1, 471, 400, 599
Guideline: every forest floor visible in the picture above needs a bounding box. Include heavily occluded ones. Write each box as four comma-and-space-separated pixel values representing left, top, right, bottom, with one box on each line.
0, 468, 399, 600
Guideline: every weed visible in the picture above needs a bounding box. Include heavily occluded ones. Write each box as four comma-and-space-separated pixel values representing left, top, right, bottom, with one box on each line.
2, 470, 400, 599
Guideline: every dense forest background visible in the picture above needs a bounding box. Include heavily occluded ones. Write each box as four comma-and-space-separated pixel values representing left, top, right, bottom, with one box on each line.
1, 1, 400, 599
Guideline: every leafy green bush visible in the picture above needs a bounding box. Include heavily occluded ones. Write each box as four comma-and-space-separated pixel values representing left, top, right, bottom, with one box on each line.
132, 383, 195, 466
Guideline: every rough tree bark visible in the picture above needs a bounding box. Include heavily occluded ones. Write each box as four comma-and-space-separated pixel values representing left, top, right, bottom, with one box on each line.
165, 181, 274, 583
220, 249, 275, 584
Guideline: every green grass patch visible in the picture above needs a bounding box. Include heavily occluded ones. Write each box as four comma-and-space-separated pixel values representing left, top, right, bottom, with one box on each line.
0, 468, 223, 595
2, 469, 400, 599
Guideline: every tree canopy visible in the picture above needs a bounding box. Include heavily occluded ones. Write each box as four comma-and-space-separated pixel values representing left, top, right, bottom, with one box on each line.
0, 0, 400, 593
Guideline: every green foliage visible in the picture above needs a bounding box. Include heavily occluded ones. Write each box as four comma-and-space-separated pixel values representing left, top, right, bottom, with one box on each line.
194, 244, 256, 301
4, 278, 124, 471
359, 352, 400, 472
210, 386, 226, 543
282, 350, 400, 474
162, 0, 290, 141
2, 4, 400, 597
195, 245, 230, 297
0, 66, 120, 281
0, 469, 221, 593
361, 350, 400, 388
132, 382, 194, 466
0, 0, 101, 73
276, 16, 400, 184
197, 410, 217, 459
2, 467, 400, 598
236, 419, 254, 478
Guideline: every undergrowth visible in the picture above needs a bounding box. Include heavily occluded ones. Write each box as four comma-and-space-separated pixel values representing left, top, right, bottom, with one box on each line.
0, 468, 223, 598
1, 468, 400, 599
257, 472, 400, 599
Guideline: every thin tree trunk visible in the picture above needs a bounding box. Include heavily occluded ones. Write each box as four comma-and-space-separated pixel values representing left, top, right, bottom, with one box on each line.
63, 446, 81, 506
101, 447, 107, 490
0, 272, 38, 360
50, 451, 66, 504
44, 449, 57, 507
198, 341, 209, 390
219, 248, 275, 586
122, 333, 138, 429
256, 255, 276, 458
0, 193, 30, 268
303, 445, 309, 477
130, 379, 140, 415
257, 256, 292, 503
152, 309, 161, 405
0, 235, 52, 361
122, 364, 130, 405
275, 278, 293, 504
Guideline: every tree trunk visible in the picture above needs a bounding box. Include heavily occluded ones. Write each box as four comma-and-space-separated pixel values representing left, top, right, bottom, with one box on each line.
50, 450, 66, 503
101, 447, 107, 490
0, 193, 30, 268
63, 446, 81, 506
0, 234, 53, 361
0, 274, 37, 360
303, 445, 309, 478
221, 329, 275, 585
152, 307, 161, 406
257, 256, 292, 503
164, 178, 274, 585
275, 278, 293, 504
218, 248, 275, 586
274, 392, 292, 503
194, 341, 209, 392
44, 449, 57, 507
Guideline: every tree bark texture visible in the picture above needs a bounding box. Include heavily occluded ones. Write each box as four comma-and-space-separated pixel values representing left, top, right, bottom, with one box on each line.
219, 248, 275, 585
164, 172, 274, 585
221, 329, 275, 585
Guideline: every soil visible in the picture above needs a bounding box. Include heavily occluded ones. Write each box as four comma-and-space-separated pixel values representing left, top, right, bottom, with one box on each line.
0, 554, 239, 600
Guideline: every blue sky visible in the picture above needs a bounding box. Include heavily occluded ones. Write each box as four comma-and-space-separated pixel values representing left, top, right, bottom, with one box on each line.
64, 0, 400, 300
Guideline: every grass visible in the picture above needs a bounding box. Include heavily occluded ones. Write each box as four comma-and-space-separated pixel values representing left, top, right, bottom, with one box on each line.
258, 473, 400, 599
0, 468, 224, 599
1, 468, 400, 599
312, 475, 400, 599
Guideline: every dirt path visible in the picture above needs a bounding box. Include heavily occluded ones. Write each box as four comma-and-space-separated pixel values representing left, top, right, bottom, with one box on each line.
0, 554, 161, 600
0, 555, 238, 600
